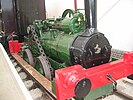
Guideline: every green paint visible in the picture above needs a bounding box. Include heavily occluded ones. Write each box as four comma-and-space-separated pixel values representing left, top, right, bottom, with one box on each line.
52, 80, 113, 100
52, 81, 56, 95
30, 9, 85, 67
41, 32, 76, 66
84, 84, 113, 100
34, 58, 45, 75
49, 58, 66, 70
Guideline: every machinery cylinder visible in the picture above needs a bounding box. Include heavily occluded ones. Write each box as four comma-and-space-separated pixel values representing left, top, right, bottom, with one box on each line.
40, 30, 111, 68
41, 31, 76, 66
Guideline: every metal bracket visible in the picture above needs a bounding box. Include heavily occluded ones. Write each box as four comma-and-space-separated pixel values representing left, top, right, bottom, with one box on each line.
107, 74, 117, 91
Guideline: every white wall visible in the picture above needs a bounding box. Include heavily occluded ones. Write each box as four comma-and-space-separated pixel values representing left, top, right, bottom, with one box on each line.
45, 0, 74, 18
98, 0, 133, 51
45, 0, 133, 51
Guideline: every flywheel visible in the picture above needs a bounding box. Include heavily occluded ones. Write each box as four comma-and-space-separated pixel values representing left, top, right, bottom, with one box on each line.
62, 9, 74, 18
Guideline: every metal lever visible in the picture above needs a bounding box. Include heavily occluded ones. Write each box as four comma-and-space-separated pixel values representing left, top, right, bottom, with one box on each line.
107, 74, 117, 91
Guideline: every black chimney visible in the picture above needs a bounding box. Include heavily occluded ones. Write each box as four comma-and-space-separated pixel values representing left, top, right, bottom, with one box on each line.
84, 0, 97, 32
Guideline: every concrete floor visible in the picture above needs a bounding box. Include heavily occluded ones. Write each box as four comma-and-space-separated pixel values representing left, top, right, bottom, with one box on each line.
0, 44, 32, 100
102, 78, 133, 100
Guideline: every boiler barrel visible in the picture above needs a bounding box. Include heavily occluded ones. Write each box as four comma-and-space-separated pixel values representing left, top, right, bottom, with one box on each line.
41, 32, 76, 66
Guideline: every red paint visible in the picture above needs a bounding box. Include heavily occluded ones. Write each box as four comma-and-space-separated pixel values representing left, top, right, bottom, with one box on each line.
74, 0, 77, 10
8, 40, 25, 54
8, 32, 15, 40
8, 40, 21, 54
55, 52, 133, 100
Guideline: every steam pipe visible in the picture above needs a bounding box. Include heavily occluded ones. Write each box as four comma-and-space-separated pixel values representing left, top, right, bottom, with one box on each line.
84, 0, 97, 29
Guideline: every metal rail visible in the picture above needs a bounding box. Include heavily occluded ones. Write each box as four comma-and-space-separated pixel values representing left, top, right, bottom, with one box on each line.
114, 90, 133, 100
114, 78, 133, 100
11, 50, 133, 100
12, 54, 57, 100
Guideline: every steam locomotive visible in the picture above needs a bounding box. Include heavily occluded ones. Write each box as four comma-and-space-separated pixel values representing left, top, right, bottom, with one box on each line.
23, 8, 111, 80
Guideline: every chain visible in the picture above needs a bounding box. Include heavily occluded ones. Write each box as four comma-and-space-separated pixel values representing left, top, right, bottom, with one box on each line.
27, 25, 54, 77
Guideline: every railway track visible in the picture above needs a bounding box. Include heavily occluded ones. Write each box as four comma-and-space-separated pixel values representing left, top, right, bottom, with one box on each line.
10, 54, 56, 100
8, 49, 133, 100
100, 78, 133, 100
101, 49, 133, 100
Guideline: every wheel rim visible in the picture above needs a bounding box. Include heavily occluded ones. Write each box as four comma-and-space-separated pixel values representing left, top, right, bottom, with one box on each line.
35, 58, 45, 75
23, 52, 29, 62
62, 9, 74, 18
34, 55, 52, 80
23, 49, 35, 67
